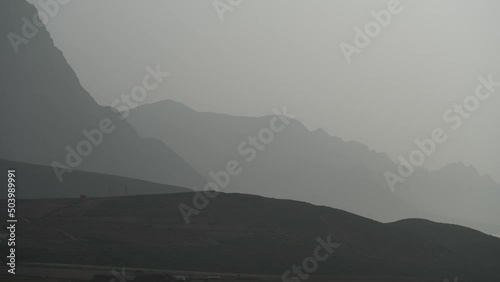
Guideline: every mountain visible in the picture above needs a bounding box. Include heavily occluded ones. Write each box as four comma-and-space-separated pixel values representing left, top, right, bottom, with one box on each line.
126, 100, 500, 234
0, 159, 190, 199
390, 219, 500, 270
5, 193, 500, 281
0, 0, 205, 189
396, 164, 500, 232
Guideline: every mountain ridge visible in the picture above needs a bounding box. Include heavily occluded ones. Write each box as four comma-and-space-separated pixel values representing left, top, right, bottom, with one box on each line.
0, 158, 192, 199
0, 0, 205, 189
126, 99, 500, 235
5, 192, 500, 281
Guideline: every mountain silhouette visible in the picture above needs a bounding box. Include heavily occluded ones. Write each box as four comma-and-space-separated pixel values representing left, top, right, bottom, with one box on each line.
0, 159, 190, 199
126, 100, 500, 235
7, 193, 500, 281
0, 0, 205, 189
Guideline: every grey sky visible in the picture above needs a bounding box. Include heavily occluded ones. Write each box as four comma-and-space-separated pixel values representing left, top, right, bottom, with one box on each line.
32, 0, 499, 182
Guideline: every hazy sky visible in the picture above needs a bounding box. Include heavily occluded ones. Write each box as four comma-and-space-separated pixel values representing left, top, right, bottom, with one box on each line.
31, 0, 499, 182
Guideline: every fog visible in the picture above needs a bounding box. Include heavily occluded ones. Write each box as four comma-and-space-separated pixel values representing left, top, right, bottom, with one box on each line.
31, 0, 500, 183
